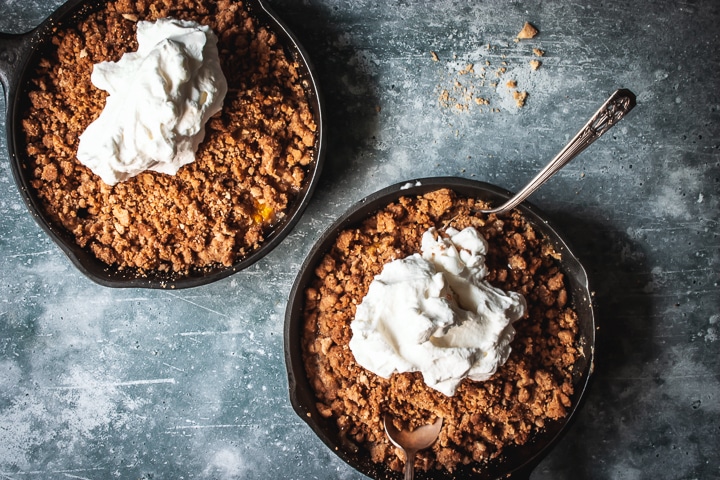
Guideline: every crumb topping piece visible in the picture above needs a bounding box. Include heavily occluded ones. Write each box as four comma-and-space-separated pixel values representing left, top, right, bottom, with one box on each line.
513, 90, 529, 107
517, 21, 539, 39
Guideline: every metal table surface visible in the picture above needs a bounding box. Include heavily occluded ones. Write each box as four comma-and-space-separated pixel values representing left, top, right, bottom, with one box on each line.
0, 0, 718, 479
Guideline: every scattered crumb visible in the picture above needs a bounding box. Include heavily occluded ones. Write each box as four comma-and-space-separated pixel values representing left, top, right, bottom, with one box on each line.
512, 90, 528, 107
517, 22, 539, 39
459, 63, 474, 75
438, 89, 451, 107
432, 22, 549, 114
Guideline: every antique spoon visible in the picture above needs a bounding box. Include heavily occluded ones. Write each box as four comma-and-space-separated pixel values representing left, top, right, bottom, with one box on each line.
383, 413, 443, 480
479, 88, 636, 215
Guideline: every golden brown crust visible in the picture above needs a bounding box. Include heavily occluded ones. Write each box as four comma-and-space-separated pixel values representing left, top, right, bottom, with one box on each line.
301, 189, 580, 474
22, 0, 317, 275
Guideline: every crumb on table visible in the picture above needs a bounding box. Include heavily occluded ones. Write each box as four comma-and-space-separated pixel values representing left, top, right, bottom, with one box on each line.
513, 90, 529, 107
517, 21, 539, 39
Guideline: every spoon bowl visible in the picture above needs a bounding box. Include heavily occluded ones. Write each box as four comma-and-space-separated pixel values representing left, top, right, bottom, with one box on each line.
383, 414, 443, 480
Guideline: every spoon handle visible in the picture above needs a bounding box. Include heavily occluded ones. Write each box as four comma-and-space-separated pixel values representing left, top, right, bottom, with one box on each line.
403, 449, 417, 480
481, 88, 636, 215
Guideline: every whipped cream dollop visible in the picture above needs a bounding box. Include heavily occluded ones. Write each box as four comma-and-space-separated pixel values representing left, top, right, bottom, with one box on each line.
349, 227, 527, 396
77, 18, 228, 185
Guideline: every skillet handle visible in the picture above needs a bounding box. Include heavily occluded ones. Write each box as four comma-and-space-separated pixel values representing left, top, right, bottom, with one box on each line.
0, 32, 31, 105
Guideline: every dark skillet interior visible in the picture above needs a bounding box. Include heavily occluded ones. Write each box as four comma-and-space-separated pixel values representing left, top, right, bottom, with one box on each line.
284, 177, 595, 480
3, 0, 325, 289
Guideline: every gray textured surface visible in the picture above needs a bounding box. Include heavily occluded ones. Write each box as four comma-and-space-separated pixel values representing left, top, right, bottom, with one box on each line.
0, 0, 718, 479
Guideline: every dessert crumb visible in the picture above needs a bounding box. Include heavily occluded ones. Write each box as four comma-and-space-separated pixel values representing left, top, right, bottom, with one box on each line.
517, 21, 539, 39
459, 63, 474, 75
432, 21, 549, 115
513, 90, 528, 107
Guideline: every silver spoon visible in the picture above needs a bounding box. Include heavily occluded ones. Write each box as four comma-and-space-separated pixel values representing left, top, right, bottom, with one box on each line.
383, 413, 443, 480
479, 88, 636, 215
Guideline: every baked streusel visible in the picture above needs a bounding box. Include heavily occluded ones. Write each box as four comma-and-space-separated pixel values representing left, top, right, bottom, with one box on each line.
22, 0, 317, 276
302, 189, 580, 474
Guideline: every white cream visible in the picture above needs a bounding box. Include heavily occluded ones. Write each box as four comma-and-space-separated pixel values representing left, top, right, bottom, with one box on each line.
76, 18, 228, 185
349, 227, 526, 396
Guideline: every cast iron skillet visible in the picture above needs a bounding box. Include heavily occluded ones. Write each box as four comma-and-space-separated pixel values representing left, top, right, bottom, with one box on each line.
0, 0, 325, 289
284, 177, 595, 479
